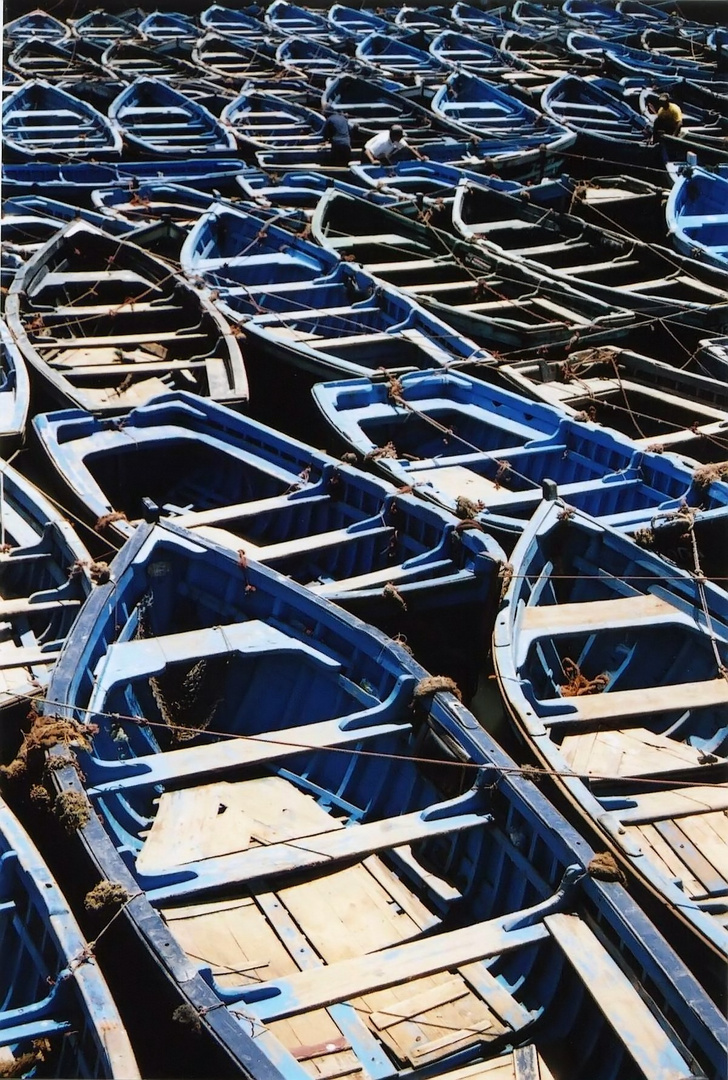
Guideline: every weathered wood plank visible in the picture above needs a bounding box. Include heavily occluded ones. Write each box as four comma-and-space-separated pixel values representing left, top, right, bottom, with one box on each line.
520, 594, 677, 633
560, 728, 707, 778
245, 921, 548, 1022
145, 799, 491, 902
565, 679, 728, 721
616, 785, 728, 825
545, 913, 692, 1080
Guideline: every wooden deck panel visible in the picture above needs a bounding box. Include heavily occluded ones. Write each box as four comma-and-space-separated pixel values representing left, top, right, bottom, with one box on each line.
560, 727, 710, 778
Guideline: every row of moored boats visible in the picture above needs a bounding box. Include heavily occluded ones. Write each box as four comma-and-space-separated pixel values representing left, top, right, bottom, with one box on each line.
1, 2, 727, 1079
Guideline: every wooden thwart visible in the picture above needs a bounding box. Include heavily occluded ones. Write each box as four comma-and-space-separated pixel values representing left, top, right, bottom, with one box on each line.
246, 920, 548, 1022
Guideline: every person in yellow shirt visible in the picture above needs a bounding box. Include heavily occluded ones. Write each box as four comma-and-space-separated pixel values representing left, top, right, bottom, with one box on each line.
652, 93, 683, 140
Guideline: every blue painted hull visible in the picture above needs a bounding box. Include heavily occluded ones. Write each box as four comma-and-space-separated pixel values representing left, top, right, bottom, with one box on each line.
667, 166, 728, 273
494, 493, 728, 1000
41, 518, 727, 1079
312, 368, 728, 542
0, 796, 139, 1078
0, 459, 91, 714
2, 80, 122, 161
32, 389, 505, 696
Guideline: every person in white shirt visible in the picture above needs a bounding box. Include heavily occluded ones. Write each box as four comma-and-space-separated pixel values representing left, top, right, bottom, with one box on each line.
364, 124, 426, 164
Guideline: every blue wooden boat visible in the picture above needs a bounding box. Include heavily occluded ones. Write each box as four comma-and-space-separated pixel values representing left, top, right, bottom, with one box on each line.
541, 74, 659, 169
512, 1, 568, 32
1, 158, 259, 202
6, 38, 108, 82
322, 76, 569, 182
39, 516, 728, 1080
0, 459, 92, 716
327, 3, 393, 39
180, 201, 339, 296
428, 29, 541, 94
355, 32, 450, 85
4, 8, 70, 42
6, 220, 248, 414
393, 5, 452, 37
0, 794, 140, 1078
431, 72, 576, 174
567, 31, 716, 81
236, 170, 398, 210
191, 33, 288, 87
199, 3, 269, 42
0, 321, 30, 455
310, 187, 634, 357
90, 181, 220, 226
432, 70, 576, 146
453, 178, 728, 328
109, 78, 237, 157
138, 10, 198, 41
3, 193, 138, 237
275, 36, 383, 86
667, 165, 728, 273
265, 0, 335, 40
640, 27, 717, 69
220, 90, 325, 152
639, 86, 728, 154
101, 39, 200, 83
493, 491, 728, 997
32, 390, 505, 690
562, 0, 637, 38
2, 81, 122, 161
69, 9, 135, 43
500, 342, 728, 462
311, 368, 728, 541
236, 265, 494, 381
450, 3, 518, 39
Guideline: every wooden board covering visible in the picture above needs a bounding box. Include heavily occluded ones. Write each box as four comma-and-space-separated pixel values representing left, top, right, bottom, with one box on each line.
138, 776, 343, 874
560, 727, 709, 778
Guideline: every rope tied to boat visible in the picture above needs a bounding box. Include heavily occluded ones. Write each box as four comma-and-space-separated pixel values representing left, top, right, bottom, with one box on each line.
84, 880, 131, 912
560, 658, 609, 697
455, 495, 484, 520
382, 582, 407, 610
0, 710, 95, 786
413, 675, 462, 702
95, 510, 128, 532
0, 1039, 53, 1078
366, 441, 399, 460
498, 561, 514, 599
692, 461, 728, 486
587, 852, 626, 885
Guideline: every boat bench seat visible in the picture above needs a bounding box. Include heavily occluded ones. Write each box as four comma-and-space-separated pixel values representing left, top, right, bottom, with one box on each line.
36, 330, 209, 350
315, 331, 404, 349
512, 240, 592, 258
312, 557, 453, 594
367, 256, 451, 273
520, 594, 684, 634
242, 919, 547, 1023
406, 279, 475, 295
552, 678, 728, 722
562, 258, 641, 275
144, 796, 494, 902
680, 213, 728, 227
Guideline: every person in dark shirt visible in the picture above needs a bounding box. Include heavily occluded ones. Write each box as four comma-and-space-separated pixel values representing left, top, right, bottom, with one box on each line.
323, 108, 352, 166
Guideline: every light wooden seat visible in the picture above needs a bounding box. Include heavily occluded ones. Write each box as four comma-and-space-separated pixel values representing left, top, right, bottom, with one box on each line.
520, 594, 683, 634
562, 679, 728, 722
